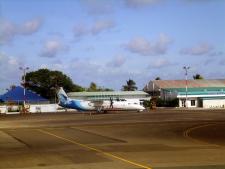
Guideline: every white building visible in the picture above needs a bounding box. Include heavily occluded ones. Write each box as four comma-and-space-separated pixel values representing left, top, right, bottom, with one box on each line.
144, 79, 225, 108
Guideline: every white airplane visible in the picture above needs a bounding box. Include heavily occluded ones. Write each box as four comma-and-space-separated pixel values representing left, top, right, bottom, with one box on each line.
57, 87, 145, 112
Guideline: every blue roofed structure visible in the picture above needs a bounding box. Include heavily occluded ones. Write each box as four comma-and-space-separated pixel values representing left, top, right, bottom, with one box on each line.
0, 86, 48, 104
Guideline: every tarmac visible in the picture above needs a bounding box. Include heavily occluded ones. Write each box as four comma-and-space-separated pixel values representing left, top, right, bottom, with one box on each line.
0, 109, 225, 169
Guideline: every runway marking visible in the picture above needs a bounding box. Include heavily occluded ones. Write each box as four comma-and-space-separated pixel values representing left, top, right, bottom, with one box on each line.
70, 127, 126, 143
183, 123, 220, 147
37, 129, 152, 169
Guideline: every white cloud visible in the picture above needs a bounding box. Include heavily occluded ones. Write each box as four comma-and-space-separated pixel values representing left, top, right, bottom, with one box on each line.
0, 52, 20, 67
107, 55, 126, 68
125, 37, 151, 56
91, 20, 115, 35
40, 39, 69, 58
125, 0, 160, 8
125, 33, 172, 56
73, 20, 116, 39
0, 53, 8, 66
70, 58, 103, 73
73, 23, 89, 38
148, 58, 171, 68
0, 18, 43, 45
209, 51, 224, 57
154, 33, 172, 54
8, 57, 20, 66
82, 0, 114, 15
19, 18, 43, 35
0, 20, 17, 44
204, 58, 214, 65
0, 52, 23, 88
219, 59, 225, 66
67, 58, 134, 89
180, 43, 214, 56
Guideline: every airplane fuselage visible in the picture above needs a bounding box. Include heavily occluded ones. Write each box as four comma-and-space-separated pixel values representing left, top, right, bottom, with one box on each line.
57, 87, 145, 112
59, 99, 145, 112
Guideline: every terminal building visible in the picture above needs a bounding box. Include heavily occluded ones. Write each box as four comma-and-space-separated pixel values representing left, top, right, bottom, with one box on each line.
144, 79, 225, 108
68, 91, 151, 101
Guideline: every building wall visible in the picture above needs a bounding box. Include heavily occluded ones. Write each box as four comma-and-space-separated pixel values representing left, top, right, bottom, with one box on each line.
179, 98, 198, 108
0, 106, 7, 114
203, 99, 225, 109
178, 97, 225, 108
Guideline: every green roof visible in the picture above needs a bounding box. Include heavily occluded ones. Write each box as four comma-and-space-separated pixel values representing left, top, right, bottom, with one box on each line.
178, 91, 225, 96
201, 97, 225, 100
68, 91, 149, 97
163, 87, 225, 96
163, 87, 225, 93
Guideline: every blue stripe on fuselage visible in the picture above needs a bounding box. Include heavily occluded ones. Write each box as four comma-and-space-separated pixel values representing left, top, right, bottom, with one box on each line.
59, 100, 86, 111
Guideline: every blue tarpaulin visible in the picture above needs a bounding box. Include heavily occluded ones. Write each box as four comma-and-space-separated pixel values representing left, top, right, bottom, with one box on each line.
0, 86, 48, 103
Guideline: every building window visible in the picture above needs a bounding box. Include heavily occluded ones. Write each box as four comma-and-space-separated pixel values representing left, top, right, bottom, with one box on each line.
191, 100, 195, 106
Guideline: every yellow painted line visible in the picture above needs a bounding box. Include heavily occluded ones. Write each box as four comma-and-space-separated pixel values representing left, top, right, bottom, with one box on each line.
37, 129, 152, 169
183, 123, 220, 147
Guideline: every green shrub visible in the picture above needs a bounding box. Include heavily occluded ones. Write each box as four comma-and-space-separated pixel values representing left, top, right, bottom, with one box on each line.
156, 98, 179, 107
143, 100, 150, 107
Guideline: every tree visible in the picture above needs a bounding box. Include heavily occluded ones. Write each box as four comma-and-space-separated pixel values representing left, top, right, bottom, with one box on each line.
122, 79, 138, 91
100, 87, 114, 91
88, 82, 97, 91
87, 82, 114, 91
155, 77, 161, 80
25, 69, 84, 100
193, 74, 204, 80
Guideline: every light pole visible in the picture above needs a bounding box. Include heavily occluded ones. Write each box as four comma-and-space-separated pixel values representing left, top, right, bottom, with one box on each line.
183, 66, 190, 108
19, 67, 29, 106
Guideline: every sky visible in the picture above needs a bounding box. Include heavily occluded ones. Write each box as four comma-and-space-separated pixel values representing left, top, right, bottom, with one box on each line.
0, 0, 225, 92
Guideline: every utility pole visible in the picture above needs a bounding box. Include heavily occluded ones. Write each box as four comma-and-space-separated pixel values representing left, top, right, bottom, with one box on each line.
183, 66, 190, 108
19, 67, 29, 106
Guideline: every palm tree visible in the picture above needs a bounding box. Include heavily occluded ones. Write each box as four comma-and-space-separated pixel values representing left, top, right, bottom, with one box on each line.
87, 82, 97, 91
122, 79, 138, 91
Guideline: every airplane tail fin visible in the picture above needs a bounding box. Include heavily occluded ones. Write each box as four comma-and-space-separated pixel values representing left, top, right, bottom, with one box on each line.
57, 87, 68, 104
